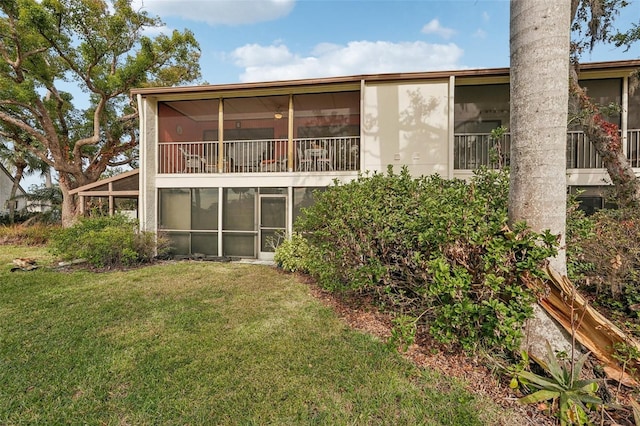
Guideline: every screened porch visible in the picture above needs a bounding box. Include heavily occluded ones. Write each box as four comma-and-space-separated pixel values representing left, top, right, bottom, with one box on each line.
156, 90, 360, 175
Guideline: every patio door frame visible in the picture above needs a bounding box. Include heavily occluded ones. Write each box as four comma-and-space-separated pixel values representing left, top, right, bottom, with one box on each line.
258, 193, 288, 260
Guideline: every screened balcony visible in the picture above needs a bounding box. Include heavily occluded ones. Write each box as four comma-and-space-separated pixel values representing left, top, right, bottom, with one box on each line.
156, 91, 360, 175
453, 77, 640, 171
454, 129, 640, 170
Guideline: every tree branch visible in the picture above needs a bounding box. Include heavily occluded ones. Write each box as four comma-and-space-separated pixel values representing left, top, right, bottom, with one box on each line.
569, 72, 640, 207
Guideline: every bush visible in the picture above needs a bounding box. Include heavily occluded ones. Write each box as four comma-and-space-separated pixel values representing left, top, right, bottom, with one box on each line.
50, 215, 162, 268
0, 210, 37, 225
274, 232, 319, 273
568, 206, 640, 317
287, 166, 557, 353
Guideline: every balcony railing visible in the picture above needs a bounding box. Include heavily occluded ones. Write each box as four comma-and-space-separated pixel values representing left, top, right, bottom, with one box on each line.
566, 131, 603, 169
627, 129, 640, 167
455, 130, 640, 170
454, 133, 511, 170
158, 136, 360, 174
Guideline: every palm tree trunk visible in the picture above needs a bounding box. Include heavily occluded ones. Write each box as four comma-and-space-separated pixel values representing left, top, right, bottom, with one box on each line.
510, 0, 574, 361
509, 0, 571, 274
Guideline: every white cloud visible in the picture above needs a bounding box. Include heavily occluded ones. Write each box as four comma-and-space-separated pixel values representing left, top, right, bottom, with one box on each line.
482, 11, 490, 23
131, 0, 295, 25
421, 19, 455, 39
231, 40, 464, 83
473, 29, 487, 39
231, 44, 294, 67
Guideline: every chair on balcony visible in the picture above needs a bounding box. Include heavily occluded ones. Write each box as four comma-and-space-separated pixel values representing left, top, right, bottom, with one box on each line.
296, 147, 313, 171
260, 141, 287, 172
304, 147, 332, 171
179, 147, 216, 173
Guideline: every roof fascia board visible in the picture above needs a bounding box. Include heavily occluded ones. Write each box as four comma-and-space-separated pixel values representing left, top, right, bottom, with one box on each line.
75, 190, 138, 197
455, 76, 510, 86
69, 169, 139, 195
576, 68, 638, 79
147, 82, 362, 102
132, 60, 640, 98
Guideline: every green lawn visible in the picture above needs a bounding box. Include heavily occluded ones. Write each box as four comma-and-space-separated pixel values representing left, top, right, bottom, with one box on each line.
0, 245, 514, 425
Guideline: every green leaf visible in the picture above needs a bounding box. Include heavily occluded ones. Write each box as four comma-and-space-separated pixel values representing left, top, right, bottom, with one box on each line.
571, 351, 592, 384
509, 376, 519, 389
565, 390, 602, 405
519, 389, 560, 404
516, 371, 565, 392
544, 342, 568, 386
575, 379, 599, 393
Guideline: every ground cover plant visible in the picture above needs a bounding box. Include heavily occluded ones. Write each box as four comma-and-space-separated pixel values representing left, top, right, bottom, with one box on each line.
0, 245, 520, 425
278, 167, 557, 353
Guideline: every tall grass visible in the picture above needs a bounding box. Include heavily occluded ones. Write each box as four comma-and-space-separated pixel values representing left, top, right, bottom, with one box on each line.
0, 224, 57, 246
0, 246, 514, 425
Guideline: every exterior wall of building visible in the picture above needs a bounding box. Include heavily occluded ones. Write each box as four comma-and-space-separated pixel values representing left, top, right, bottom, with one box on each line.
136, 61, 640, 258
0, 167, 27, 214
362, 80, 451, 177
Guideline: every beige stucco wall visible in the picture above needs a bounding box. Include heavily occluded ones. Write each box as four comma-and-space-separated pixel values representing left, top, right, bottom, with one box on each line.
362, 80, 451, 177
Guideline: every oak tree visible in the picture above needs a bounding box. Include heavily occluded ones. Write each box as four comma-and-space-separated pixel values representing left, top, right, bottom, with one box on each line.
0, 0, 201, 225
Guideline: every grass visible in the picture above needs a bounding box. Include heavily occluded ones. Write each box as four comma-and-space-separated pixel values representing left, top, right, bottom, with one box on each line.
0, 245, 513, 425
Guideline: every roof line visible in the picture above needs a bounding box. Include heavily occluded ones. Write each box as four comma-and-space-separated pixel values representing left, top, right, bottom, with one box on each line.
131, 59, 640, 97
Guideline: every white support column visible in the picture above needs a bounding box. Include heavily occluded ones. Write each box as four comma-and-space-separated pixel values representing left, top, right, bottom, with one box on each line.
287, 186, 293, 237
218, 100, 224, 173
287, 95, 294, 172
622, 76, 629, 157
218, 186, 223, 257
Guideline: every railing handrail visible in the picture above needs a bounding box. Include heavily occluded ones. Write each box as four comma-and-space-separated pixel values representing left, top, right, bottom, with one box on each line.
158, 136, 360, 174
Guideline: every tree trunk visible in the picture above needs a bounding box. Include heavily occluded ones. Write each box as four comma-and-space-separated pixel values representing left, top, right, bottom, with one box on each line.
58, 175, 79, 227
8, 164, 25, 224
510, 0, 571, 273
510, 0, 574, 360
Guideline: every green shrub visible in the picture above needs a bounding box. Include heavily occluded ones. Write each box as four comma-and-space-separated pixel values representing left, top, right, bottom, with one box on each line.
274, 232, 317, 273
565, 196, 597, 282
50, 215, 161, 268
292, 166, 557, 353
0, 211, 36, 225
568, 206, 640, 317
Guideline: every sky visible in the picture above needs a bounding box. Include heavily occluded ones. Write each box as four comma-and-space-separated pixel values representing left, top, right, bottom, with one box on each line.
18, 0, 640, 189
129, 0, 640, 85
